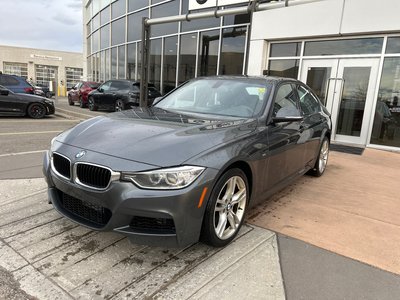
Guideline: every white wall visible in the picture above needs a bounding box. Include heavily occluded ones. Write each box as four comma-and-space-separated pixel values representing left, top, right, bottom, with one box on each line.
248, 0, 400, 75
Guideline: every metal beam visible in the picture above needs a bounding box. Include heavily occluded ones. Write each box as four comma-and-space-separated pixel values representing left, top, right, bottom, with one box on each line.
139, 17, 150, 108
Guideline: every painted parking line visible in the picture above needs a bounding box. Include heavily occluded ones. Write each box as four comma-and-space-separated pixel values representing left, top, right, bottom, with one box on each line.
0, 150, 47, 158
0, 131, 61, 136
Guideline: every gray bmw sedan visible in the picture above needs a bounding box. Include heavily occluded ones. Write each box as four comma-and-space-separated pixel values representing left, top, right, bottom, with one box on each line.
43, 76, 331, 248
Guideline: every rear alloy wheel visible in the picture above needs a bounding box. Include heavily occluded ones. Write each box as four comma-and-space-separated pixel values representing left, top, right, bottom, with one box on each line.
88, 97, 97, 111
309, 137, 329, 177
79, 96, 86, 108
68, 96, 74, 106
115, 99, 125, 112
27, 103, 46, 119
201, 168, 248, 247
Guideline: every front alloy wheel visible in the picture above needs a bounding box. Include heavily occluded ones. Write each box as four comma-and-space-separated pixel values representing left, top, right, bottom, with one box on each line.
88, 97, 97, 111
27, 103, 46, 119
115, 99, 125, 112
201, 168, 248, 247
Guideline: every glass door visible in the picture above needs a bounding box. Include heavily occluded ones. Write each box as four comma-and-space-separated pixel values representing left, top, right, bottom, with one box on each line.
301, 58, 379, 145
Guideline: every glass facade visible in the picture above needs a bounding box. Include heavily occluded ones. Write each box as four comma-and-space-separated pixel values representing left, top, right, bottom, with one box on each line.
85, 0, 249, 93
268, 36, 400, 150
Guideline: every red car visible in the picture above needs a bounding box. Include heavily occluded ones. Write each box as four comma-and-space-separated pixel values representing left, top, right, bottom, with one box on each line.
68, 81, 100, 108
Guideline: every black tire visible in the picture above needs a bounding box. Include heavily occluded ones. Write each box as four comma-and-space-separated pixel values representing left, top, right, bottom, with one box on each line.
200, 168, 249, 247
308, 136, 329, 177
88, 97, 98, 111
79, 96, 86, 108
115, 99, 125, 112
27, 103, 46, 119
68, 95, 74, 106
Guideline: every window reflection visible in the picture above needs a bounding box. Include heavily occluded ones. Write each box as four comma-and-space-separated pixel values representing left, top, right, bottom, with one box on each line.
386, 37, 400, 54
112, 0, 126, 19
198, 30, 219, 76
118, 46, 125, 79
268, 60, 299, 79
371, 58, 400, 147
100, 24, 110, 49
179, 34, 197, 84
128, 0, 149, 12
304, 38, 383, 56
105, 49, 110, 80
151, 1, 179, 37
163, 36, 177, 94
219, 26, 246, 75
149, 39, 162, 90
127, 43, 136, 80
181, 1, 220, 32
100, 6, 110, 26
111, 18, 125, 46
128, 9, 149, 42
270, 42, 301, 57
336, 67, 370, 137
111, 48, 117, 79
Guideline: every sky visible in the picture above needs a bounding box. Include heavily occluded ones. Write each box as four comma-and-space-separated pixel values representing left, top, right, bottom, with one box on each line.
0, 0, 83, 53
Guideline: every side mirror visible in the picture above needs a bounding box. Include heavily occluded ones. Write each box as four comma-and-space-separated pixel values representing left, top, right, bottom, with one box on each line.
272, 116, 304, 123
152, 97, 163, 106
97, 87, 104, 93
0, 89, 9, 96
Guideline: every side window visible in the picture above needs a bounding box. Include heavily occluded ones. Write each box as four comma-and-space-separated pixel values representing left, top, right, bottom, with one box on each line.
273, 84, 300, 117
100, 81, 111, 91
110, 81, 130, 90
297, 85, 321, 115
5, 77, 20, 85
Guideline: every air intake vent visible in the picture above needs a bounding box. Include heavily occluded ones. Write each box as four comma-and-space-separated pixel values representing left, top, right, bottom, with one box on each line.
53, 153, 71, 179
59, 191, 111, 227
76, 163, 111, 189
130, 216, 176, 234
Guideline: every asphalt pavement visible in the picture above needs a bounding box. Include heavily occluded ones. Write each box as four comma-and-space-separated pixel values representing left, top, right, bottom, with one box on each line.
0, 97, 399, 299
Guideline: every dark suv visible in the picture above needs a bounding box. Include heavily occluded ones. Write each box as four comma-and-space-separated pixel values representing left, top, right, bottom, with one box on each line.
0, 74, 34, 94
87, 80, 161, 111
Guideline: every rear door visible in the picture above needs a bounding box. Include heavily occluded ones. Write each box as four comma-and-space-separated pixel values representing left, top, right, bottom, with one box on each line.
295, 83, 326, 167
265, 82, 305, 190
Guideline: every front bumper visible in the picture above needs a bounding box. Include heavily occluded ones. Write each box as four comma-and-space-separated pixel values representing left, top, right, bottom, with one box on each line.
43, 150, 217, 248
45, 103, 55, 115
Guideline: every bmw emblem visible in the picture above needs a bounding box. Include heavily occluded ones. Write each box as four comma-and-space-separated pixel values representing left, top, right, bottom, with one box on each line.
75, 150, 86, 159
196, 0, 208, 4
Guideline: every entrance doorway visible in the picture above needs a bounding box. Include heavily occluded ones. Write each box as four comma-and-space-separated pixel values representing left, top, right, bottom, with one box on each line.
300, 58, 379, 145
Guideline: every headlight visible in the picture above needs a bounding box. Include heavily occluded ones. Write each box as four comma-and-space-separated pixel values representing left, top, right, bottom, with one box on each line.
121, 166, 205, 190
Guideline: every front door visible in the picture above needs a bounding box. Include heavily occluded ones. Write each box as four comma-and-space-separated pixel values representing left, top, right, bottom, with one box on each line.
301, 58, 379, 145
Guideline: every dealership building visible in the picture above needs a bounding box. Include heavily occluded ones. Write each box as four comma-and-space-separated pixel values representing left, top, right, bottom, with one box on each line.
83, 0, 400, 151
0, 45, 83, 96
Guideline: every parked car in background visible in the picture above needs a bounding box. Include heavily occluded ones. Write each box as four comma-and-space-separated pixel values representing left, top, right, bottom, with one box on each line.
0, 74, 34, 94
30, 82, 54, 98
0, 85, 55, 118
87, 80, 161, 111
43, 76, 331, 248
68, 81, 100, 108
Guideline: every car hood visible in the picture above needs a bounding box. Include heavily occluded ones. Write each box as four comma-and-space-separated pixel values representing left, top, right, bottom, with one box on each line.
16, 93, 48, 101
56, 107, 257, 167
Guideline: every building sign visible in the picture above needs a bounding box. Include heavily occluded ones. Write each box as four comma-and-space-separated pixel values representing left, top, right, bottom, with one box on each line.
30, 54, 62, 61
189, 0, 248, 10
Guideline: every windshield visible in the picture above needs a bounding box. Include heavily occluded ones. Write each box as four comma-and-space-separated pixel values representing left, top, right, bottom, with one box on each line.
155, 78, 268, 117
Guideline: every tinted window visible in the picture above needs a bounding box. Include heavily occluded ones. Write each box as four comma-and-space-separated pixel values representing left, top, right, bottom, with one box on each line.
304, 38, 383, 56
270, 42, 301, 57
101, 81, 112, 91
296, 85, 321, 115
273, 84, 300, 117
111, 81, 131, 90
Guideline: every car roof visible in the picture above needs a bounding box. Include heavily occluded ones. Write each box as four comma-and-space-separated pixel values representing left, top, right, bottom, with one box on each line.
193, 75, 300, 85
